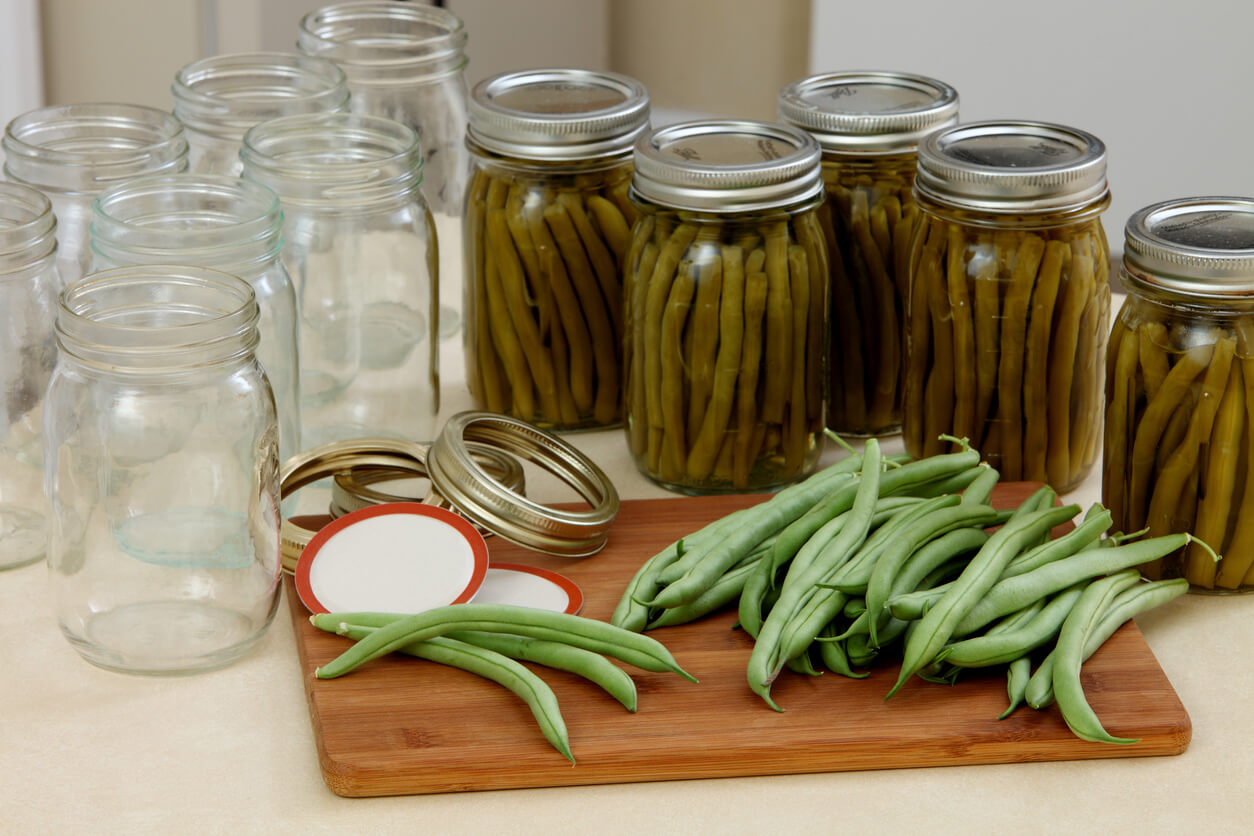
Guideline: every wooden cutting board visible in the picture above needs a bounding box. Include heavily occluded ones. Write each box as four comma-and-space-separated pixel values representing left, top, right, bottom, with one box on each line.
286, 483, 1191, 797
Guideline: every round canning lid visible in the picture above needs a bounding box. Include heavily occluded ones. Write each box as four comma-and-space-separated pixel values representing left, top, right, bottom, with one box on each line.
1123, 196, 1254, 298
426, 411, 619, 557
914, 120, 1108, 215
777, 70, 959, 154
467, 68, 650, 161
631, 119, 824, 213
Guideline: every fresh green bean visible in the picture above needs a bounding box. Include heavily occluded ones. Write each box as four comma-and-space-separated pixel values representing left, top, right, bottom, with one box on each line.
939, 583, 1085, 668
961, 463, 1000, 506
312, 604, 697, 683
999, 655, 1032, 720
888, 503, 1080, 698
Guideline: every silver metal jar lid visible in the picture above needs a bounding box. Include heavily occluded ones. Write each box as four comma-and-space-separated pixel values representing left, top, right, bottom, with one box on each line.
632, 120, 824, 212
426, 412, 619, 557
1123, 197, 1254, 297
914, 120, 1108, 214
777, 70, 959, 154
467, 68, 650, 161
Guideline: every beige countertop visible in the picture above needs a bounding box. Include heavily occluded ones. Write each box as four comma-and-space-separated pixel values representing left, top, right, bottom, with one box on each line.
5, 307, 1252, 835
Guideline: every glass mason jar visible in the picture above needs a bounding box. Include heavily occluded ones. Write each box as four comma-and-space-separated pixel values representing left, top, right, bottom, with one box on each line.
241, 113, 438, 449
0, 183, 59, 570
464, 68, 650, 431
298, 1, 468, 339
172, 52, 350, 177
903, 121, 1111, 491
44, 266, 281, 674
625, 120, 828, 493
778, 71, 959, 437
90, 174, 301, 462
1105, 197, 1254, 592
2, 103, 188, 284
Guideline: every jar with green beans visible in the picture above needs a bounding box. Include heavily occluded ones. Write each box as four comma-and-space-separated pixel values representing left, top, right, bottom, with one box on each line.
903, 121, 1111, 491
625, 120, 828, 494
464, 69, 649, 430
1105, 197, 1254, 593
778, 71, 959, 437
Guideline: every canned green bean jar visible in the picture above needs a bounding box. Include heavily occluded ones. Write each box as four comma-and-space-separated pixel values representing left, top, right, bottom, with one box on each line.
625, 120, 828, 494
778, 70, 958, 437
1105, 197, 1254, 592
464, 68, 650, 430
903, 121, 1111, 491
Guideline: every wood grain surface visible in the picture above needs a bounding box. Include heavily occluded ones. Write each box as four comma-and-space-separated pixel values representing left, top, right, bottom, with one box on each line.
286, 483, 1191, 797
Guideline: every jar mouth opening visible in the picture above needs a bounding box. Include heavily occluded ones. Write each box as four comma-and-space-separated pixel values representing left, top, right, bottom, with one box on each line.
297, 2, 467, 71
241, 113, 422, 178
4, 104, 187, 167
172, 53, 350, 136
0, 182, 57, 262
56, 266, 260, 370
92, 175, 283, 265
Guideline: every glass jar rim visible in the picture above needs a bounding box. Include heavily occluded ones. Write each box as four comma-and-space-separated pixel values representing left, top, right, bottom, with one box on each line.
0, 181, 57, 267
172, 52, 350, 138
91, 174, 283, 266
297, 1, 467, 76
3, 103, 188, 193
56, 265, 260, 371
241, 112, 421, 178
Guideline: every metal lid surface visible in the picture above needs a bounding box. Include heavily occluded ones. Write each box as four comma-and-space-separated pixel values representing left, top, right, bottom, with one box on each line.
914, 120, 1108, 214
777, 70, 959, 154
467, 68, 650, 161
1123, 196, 1254, 297
631, 120, 824, 212
426, 412, 619, 557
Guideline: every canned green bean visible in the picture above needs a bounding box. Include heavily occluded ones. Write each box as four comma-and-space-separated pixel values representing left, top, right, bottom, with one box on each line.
903, 120, 1111, 492
624, 120, 828, 494
1106, 197, 1254, 592
463, 68, 649, 430
778, 70, 959, 437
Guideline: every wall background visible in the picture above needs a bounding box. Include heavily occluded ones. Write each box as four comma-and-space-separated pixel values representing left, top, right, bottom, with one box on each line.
10, 0, 1253, 243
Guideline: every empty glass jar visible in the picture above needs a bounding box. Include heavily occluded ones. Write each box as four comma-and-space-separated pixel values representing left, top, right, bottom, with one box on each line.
625, 120, 828, 493
90, 174, 301, 462
241, 113, 438, 448
44, 266, 281, 674
298, 1, 469, 339
464, 68, 650, 430
0, 182, 59, 570
2, 103, 188, 283
778, 71, 959, 437
172, 52, 350, 176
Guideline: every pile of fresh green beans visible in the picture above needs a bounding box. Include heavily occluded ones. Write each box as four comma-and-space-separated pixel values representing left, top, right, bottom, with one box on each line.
817, 159, 917, 437
1105, 308, 1254, 590
309, 603, 696, 762
624, 209, 826, 491
464, 166, 636, 430
612, 437, 1204, 743
902, 215, 1111, 491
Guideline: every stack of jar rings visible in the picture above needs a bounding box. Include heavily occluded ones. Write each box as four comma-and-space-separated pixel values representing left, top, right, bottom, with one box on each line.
903, 217, 1110, 490
464, 167, 637, 429
279, 412, 620, 571
625, 215, 827, 490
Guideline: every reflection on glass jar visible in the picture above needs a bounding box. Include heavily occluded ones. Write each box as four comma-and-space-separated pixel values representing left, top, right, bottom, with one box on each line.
44, 266, 280, 674
778, 71, 959, 437
903, 121, 1111, 492
298, 1, 469, 340
464, 68, 650, 431
172, 52, 349, 177
625, 120, 828, 494
241, 113, 438, 448
1105, 197, 1254, 593
0, 183, 60, 570
2, 103, 187, 283
90, 174, 302, 462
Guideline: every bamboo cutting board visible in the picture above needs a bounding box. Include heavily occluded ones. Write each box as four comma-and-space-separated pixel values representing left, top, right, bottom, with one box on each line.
285, 483, 1191, 797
